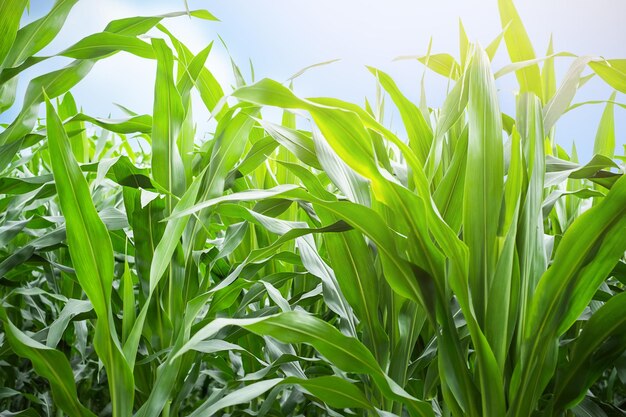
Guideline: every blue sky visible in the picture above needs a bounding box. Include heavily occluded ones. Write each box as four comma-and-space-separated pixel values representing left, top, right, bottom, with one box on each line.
3, 0, 625, 162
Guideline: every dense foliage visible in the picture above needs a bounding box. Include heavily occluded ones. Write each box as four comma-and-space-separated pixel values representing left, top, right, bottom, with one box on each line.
1, 1, 626, 416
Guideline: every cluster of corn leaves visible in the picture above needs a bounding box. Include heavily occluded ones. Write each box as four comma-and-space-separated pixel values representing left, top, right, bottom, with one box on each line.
1, 0, 626, 416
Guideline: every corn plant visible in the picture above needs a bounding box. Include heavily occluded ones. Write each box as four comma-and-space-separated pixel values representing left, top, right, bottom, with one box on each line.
1, 0, 626, 416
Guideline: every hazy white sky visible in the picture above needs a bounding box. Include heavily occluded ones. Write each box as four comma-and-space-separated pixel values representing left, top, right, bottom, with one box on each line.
3, 0, 625, 161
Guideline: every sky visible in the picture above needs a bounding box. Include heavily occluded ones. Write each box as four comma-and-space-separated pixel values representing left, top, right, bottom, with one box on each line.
3, 0, 625, 162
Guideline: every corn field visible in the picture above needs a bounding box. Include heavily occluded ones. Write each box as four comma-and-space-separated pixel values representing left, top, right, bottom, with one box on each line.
1, 0, 626, 416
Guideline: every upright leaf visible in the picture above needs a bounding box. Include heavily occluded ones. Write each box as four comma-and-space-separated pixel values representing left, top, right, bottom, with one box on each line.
593, 91, 617, 158
45, 93, 134, 417
0, 0, 27, 69
497, 0, 543, 100
151, 38, 186, 206
464, 46, 504, 323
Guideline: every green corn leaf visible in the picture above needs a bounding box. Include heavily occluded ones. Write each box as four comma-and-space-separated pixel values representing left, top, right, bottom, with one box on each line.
0, 0, 28, 69
57, 92, 88, 162
284, 375, 374, 410
121, 257, 136, 344
0, 60, 95, 146
234, 79, 382, 181
485, 25, 508, 60
123, 166, 206, 366
46, 299, 92, 348
187, 379, 284, 417
1, 315, 96, 417
287, 58, 341, 81
433, 71, 469, 143
464, 45, 504, 324
532, 173, 626, 338
542, 36, 557, 102
543, 56, 595, 131
149, 168, 204, 295
545, 154, 620, 188
433, 130, 468, 232
542, 188, 604, 219
553, 291, 626, 412
45, 93, 113, 320
151, 38, 186, 204
593, 91, 617, 158
176, 311, 434, 417
497, 0, 543, 100
459, 19, 469, 68
395, 53, 461, 80
321, 217, 388, 362
494, 52, 574, 80
69, 113, 152, 133
516, 94, 547, 350
1, 8, 212, 151
158, 24, 226, 119
485, 126, 522, 368
103, 10, 218, 36
236, 135, 279, 176
461, 44, 508, 417
45, 93, 134, 417
368, 67, 433, 166
311, 127, 370, 205
204, 106, 258, 198
258, 119, 322, 169
2, 0, 78, 68
60, 32, 155, 60
511, 174, 626, 416
589, 59, 626, 93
